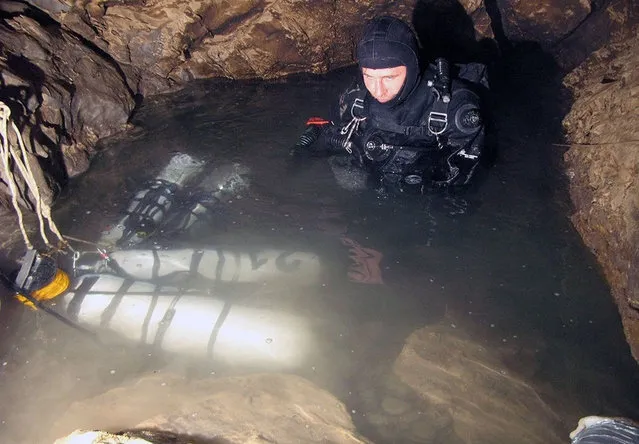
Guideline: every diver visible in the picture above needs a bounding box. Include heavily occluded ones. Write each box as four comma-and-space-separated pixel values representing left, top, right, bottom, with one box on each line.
290, 16, 488, 193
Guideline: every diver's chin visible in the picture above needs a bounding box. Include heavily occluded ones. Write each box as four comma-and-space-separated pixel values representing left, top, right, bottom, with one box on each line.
372, 94, 398, 104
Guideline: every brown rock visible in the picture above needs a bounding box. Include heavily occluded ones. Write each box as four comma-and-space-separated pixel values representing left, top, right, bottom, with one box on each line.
497, 0, 591, 46
393, 325, 565, 444
0, 4, 134, 204
562, 28, 639, 362
52, 372, 371, 444
552, 0, 639, 71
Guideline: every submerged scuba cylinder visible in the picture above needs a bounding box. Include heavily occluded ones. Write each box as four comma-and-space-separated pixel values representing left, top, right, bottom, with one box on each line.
77, 248, 323, 286
100, 153, 206, 248
58, 274, 314, 370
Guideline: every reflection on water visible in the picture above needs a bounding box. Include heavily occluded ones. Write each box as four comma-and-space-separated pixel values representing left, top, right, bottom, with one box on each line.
1, 66, 639, 443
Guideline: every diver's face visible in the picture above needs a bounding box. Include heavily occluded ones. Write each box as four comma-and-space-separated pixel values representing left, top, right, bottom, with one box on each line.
362, 66, 407, 103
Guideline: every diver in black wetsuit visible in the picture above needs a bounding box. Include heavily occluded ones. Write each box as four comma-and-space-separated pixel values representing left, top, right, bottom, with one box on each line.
291, 16, 487, 192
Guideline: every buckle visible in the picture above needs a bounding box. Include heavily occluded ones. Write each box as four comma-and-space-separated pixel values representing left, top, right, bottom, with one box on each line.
351, 98, 365, 119
428, 112, 448, 135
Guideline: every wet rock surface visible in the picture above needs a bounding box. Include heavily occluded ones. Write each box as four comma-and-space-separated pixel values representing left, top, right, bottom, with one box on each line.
49, 324, 570, 444
562, 28, 639, 361
496, 0, 591, 46
392, 325, 565, 443
53, 373, 371, 444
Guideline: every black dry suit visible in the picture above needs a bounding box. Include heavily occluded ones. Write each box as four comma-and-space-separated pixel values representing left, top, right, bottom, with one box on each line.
326, 64, 485, 191
317, 16, 487, 192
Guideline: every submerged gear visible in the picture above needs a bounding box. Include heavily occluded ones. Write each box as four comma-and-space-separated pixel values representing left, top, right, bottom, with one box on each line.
290, 125, 324, 156
14, 249, 70, 309
101, 158, 250, 248
58, 273, 314, 370
74, 248, 322, 287
356, 16, 421, 107
100, 153, 206, 247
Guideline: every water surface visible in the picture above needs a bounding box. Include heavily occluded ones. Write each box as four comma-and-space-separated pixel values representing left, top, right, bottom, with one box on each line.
1, 60, 638, 443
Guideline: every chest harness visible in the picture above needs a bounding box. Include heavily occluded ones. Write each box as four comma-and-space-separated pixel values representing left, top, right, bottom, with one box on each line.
339, 58, 452, 159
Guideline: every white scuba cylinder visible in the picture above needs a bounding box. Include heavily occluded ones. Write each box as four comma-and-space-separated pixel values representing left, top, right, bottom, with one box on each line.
99, 153, 206, 247
58, 274, 314, 370
107, 248, 323, 285
99, 156, 252, 248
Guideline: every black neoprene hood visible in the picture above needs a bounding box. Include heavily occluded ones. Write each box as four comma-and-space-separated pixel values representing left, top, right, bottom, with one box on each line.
356, 16, 421, 106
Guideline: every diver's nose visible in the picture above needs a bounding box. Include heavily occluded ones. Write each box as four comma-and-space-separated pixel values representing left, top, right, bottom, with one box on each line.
370, 79, 385, 100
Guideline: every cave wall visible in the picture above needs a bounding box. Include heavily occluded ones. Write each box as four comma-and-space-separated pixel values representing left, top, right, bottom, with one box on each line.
562, 27, 639, 361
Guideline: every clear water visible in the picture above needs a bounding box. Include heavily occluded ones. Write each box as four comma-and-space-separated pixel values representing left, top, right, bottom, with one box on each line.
1, 58, 639, 443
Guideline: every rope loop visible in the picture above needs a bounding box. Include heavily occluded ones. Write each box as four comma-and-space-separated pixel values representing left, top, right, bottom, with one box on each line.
0, 101, 67, 250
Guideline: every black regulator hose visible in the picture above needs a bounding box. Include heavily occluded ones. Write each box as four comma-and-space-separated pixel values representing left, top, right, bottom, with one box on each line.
427, 58, 451, 104
290, 125, 324, 155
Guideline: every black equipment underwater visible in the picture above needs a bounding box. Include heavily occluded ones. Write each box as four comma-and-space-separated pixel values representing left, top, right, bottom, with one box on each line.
291, 125, 323, 155
117, 179, 179, 247
100, 153, 207, 248
14, 249, 70, 308
363, 137, 479, 189
0, 250, 98, 338
103, 163, 250, 248
290, 117, 333, 156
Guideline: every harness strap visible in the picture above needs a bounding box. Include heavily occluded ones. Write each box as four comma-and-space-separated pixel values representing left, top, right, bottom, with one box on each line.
189, 249, 205, 276
153, 294, 181, 349
368, 117, 428, 137
66, 276, 100, 321
207, 300, 233, 359
100, 279, 134, 328
140, 291, 159, 344
427, 91, 450, 136
345, 88, 451, 139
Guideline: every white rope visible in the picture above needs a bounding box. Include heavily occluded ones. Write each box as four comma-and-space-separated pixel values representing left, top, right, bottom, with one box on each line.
0, 104, 32, 248
0, 101, 66, 249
